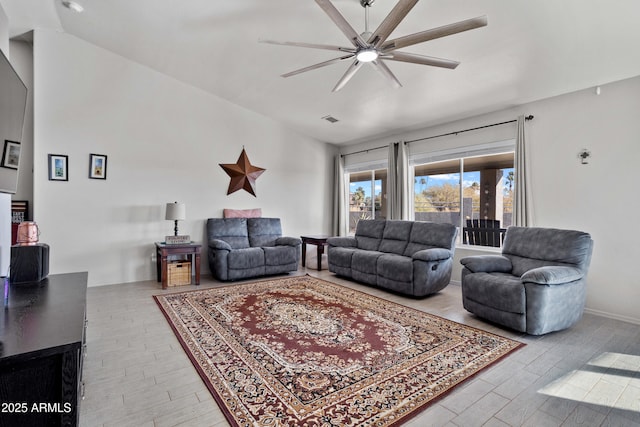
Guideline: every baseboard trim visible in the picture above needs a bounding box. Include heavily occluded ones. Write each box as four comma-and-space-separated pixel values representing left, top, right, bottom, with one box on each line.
583, 308, 640, 325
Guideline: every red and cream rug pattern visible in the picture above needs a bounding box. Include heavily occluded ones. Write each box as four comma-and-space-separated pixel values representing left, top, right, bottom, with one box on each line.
154, 275, 523, 426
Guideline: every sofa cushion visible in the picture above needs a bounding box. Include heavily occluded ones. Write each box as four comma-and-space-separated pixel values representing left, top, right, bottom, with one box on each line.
248, 218, 282, 247
378, 220, 413, 255
404, 222, 457, 256
228, 247, 264, 269
355, 220, 385, 251
352, 250, 384, 275
377, 253, 413, 283
207, 218, 250, 249
461, 272, 525, 314
264, 246, 297, 266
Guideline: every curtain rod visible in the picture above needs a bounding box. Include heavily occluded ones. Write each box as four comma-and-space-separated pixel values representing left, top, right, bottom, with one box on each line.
340, 144, 388, 158
404, 115, 534, 144
341, 115, 534, 158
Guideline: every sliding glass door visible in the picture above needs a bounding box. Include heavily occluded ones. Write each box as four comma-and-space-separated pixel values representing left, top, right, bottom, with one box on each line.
348, 169, 387, 234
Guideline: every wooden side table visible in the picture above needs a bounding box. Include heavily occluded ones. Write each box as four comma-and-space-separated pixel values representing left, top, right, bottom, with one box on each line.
156, 242, 201, 289
301, 235, 329, 271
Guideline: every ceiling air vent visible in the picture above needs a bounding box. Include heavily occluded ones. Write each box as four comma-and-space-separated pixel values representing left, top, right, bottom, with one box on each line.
322, 115, 339, 123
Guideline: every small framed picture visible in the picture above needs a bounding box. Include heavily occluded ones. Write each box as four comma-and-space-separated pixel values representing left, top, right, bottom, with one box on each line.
48, 154, 69, 181
1, 140, 21, 169
89, 153, 107, 180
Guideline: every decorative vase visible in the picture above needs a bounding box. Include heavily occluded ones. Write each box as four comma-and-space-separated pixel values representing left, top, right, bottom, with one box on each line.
16, 221, 40, 246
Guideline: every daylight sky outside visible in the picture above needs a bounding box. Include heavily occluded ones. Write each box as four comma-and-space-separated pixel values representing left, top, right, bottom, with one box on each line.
350, 169, 513, 198
414, 169, 514, 194
349, 180, 382, 198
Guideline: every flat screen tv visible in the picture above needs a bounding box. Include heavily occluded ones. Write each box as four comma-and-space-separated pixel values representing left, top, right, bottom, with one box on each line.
0, 48, 27, 194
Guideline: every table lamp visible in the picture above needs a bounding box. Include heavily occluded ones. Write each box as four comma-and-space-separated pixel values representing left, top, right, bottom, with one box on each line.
165, 202, 186, 236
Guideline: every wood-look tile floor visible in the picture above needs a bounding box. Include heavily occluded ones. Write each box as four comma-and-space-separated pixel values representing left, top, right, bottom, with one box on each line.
80, 264, 640, 427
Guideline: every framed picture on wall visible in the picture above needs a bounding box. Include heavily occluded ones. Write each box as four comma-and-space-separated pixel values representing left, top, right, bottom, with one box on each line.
48, 154, 69, 181
89, 153, 107, 180
1, 140, 21, 169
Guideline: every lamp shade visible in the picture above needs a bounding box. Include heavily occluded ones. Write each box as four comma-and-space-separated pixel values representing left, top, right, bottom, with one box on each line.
165, 202, 186, 221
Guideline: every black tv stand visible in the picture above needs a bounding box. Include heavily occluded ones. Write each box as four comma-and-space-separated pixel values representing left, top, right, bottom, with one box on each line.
0, 272, 88, 427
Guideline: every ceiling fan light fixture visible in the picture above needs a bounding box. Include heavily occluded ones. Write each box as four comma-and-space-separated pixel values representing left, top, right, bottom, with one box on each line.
264, 0, 488, 92
356, 48, 378, 63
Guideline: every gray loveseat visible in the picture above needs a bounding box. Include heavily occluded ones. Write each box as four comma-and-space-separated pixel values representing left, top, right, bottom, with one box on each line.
327, 220, 458, 297
207, 218, 301, 281
460, 226, 593, 335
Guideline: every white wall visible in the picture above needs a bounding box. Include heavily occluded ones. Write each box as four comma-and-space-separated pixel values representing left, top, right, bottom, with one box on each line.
0, 4, 11, 276
343, 75, 640, 325
522, 77, 640, 324
32, 30, 336, 286
0, 3, 7, 53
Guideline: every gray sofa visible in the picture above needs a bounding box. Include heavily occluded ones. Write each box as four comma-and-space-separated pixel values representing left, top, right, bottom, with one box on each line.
460, 226, 593, 335
207, 218, 301, 281
327, 219, 458, 297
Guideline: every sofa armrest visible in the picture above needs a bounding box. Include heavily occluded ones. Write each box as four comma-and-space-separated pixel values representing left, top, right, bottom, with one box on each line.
276, 236, 302, 247
521, 266, 585, 285
460, 255, 512, 273
413, 248, 453, 262
208, 239, 232, 251
327, 236, 357, 248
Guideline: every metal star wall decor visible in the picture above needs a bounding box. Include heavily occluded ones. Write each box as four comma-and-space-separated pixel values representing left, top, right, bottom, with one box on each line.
219, 148, 266, 197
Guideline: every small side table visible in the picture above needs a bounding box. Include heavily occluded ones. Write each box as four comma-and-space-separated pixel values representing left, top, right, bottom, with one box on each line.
301, 235, 329, 271
156, 242, 201, 289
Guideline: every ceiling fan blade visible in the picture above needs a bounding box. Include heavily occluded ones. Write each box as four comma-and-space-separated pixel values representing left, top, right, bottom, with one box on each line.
371, 59, 402, 89
332, 59, 364, 92
281, 54, 355, 78
315, 0, 367, 48
367, 0, 419, 47
260, 40, 355, 53
383, 51, 459, 69
381, 15, 488, 52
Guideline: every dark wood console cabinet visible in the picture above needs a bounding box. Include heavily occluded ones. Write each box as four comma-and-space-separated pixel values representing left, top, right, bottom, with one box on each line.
0, 272, 88, 427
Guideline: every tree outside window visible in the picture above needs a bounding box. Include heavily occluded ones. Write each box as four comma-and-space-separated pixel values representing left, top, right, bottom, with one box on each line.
348, 169, 386, 234
413, 153, 514, 246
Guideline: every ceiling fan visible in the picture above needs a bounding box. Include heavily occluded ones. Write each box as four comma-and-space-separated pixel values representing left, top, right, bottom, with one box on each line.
261, 0, 487, 92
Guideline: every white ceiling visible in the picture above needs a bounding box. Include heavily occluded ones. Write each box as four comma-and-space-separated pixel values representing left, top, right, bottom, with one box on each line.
2, 0, 640, 145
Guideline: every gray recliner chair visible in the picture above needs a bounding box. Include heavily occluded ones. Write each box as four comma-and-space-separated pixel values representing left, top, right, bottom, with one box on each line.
460, 226, 593, 335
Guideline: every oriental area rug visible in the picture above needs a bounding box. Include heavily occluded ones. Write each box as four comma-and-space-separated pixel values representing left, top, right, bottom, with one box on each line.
154, 275, 524, 426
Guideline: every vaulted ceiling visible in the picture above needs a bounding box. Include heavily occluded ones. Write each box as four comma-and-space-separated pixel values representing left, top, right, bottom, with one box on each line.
2, 0, 640, 145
